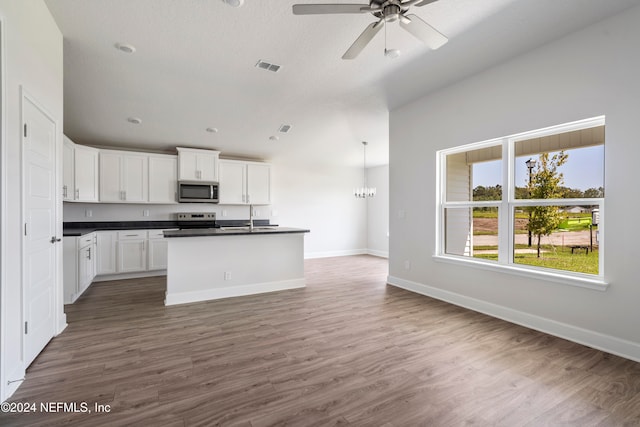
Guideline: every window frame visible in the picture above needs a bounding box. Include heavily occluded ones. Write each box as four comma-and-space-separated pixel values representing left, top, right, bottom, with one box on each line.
435, 117, 607, 290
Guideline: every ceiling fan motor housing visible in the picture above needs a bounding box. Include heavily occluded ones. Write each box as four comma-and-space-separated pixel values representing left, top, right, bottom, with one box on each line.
371, 0, 408, 22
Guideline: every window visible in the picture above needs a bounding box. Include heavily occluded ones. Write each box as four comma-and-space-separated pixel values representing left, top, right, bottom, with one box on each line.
436, 117, 604, 284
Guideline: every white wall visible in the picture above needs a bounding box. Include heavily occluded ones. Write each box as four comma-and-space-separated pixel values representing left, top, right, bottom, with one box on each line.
367, 165, 388, 258
389, 5, 640, 361
0, 0, 64, 401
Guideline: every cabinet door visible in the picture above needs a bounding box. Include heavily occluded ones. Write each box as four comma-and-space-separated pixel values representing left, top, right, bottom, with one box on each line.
63, 237, 78, 303
148, 238, 168, 270
78, 245, 93, 294
197, 153, 218, 181
218, 160, 246, 204
149, 155, 177, 203
99, 151, 122, 202
178, 150, 199, 180
118, 240, 147, 272
63, 138, 75, 201
247, 163, 271, 205
74, 145, 99, 202
122, 154, 148, 202
96, 231, 117, 275
178, 149, 219, 181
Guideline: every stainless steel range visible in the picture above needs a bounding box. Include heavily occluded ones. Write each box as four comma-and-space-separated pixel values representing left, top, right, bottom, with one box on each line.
176, 212, 218, 229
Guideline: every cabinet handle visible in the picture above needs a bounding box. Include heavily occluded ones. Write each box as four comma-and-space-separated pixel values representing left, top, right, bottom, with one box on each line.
63, 185, 67, 198
87, 248, 91, 260
247, 194, 250, 203
123, 190, 127, 200
75, 189, 80, 199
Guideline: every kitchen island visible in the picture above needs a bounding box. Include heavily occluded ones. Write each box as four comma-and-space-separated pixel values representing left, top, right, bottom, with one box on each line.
163, 227, 309, 305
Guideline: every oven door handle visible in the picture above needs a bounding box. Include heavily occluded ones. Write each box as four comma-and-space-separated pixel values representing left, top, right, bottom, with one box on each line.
210, 185, 214, 200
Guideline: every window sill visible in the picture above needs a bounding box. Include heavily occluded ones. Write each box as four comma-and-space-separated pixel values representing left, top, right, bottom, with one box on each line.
432, 254, 609, 291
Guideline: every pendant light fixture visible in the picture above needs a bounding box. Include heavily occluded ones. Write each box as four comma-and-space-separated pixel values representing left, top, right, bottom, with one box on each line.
354, 141, 376, 198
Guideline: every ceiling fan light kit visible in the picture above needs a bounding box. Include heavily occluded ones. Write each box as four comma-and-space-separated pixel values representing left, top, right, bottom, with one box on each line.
292, 0, 448, 59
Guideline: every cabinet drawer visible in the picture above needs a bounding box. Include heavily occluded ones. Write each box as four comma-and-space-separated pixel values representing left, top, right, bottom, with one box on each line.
148, 230, 166, 239
79, 233, 96, 248
117, 230, 148, 240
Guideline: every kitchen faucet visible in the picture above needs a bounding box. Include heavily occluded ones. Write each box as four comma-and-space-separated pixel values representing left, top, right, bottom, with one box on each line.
248, 204, 254, 231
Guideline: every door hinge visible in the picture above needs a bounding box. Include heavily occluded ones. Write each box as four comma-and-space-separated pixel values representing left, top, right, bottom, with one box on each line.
24, 123, 28, 137
24, 322, 28, 334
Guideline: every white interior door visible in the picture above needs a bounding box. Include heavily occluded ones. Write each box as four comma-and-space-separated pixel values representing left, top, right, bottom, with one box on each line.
23, 96, 58, 366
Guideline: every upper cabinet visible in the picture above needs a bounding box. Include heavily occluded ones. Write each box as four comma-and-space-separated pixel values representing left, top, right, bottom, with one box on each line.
177, 147, 220, 182
99, 150, 148, 203
148, 154, 178, 204
219, 159, 271, 205
63, 135, 99, 202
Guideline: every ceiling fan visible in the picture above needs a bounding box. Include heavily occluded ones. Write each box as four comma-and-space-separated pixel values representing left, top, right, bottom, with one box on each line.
292, 0, 448, 59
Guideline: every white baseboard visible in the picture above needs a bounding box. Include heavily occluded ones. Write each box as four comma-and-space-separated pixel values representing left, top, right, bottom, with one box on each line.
165, 278, 306, 306
304, 249, 367, 259
387, 275, 640, 363
93, 270, 166, 282
367, 249, 389, 258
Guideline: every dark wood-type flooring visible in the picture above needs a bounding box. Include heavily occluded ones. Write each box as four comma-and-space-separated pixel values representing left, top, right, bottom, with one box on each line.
3, 255, 640, 426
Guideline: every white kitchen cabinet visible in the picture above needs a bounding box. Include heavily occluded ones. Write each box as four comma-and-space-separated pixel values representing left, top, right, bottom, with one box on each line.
149, 154, 178, 203
148, 230, 168, 270
96, 231, 118, 275
74, 144, 100, 202
100, 150, 148, 203
218, 159, 271, 205
63, 137, 75, 201
247, 162, 271, 205
218, 160, 246, 204
63, 136, 99, 202
177, 147, 219, 181
117, 230, 147, 273
63, 232, 97, 304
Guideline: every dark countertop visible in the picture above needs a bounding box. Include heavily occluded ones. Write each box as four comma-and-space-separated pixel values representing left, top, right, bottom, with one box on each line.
163, 227, 310, 238
63, 221, 179, 236
63, 220, 275, 236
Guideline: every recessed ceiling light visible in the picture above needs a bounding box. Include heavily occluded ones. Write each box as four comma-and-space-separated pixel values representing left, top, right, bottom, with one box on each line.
222, 0, 244, 7
115, 43, 136, 54
269, 135, 279, 141
206, 127, 218, 133
127, 117, 142, 124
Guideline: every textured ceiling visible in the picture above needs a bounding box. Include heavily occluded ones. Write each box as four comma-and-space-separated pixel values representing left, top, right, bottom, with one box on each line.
44, 0, 640, 167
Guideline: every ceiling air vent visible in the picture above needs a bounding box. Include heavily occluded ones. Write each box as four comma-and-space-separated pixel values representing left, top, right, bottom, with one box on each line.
278, 124, 292, 133
255, 60, 281, 73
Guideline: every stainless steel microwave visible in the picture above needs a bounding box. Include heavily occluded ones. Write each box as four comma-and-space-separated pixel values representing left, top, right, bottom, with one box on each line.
178, 181, 219, 203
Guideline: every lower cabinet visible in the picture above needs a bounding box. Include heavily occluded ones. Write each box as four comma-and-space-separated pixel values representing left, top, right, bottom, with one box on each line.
63, 232, 97, 304
96, 231, 117, 275
95, 229, 169, 277
148, 230, 168, 270
117, 231, 148, 272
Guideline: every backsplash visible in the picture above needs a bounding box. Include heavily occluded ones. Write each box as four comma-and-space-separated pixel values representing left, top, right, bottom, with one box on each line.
63, 202, 273, 222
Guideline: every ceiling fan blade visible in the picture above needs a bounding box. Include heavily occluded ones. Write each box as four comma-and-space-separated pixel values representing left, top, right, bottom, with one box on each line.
399, 14, 448, 49
342, 20, 384, 60
400, 0, 435, 7
414, 0, 439, 6
292, 4, 369, 15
